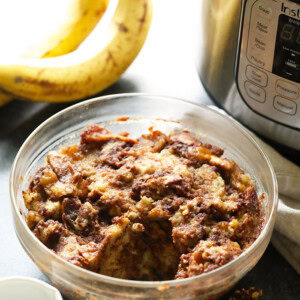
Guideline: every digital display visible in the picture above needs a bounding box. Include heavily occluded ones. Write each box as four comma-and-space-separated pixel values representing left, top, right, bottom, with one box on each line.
273, 14, 300, 83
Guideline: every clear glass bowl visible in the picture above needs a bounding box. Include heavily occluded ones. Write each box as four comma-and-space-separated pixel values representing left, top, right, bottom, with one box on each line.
10, 94, 278, 299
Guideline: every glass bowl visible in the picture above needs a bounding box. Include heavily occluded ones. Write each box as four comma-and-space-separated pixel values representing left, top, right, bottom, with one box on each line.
10, 94, 278, 299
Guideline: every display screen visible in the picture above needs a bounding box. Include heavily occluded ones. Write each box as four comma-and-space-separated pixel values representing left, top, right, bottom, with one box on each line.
273, 14, 300, 83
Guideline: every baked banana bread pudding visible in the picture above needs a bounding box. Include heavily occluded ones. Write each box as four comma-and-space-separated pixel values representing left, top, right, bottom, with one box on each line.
23, 125, 263, 280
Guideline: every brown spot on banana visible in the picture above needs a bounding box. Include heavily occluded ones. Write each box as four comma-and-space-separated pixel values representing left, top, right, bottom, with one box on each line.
95, 8, 106, 17
106, 51, 117, 67
14, 76, 23, 83
139, 0, 148, 33
14, 77, 78, 96
15, 76, 56, 88
116, 22, 129, 33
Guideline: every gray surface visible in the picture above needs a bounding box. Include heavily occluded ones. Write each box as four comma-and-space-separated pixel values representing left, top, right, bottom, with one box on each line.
0, 1, 299, 299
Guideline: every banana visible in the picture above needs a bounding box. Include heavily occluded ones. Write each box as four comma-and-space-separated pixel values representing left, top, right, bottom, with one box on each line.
0, 0, 152, 103
0, 90, 14, 107
0, 0, 109, 106
42, 0, 109, 58
0, 90, 14, 106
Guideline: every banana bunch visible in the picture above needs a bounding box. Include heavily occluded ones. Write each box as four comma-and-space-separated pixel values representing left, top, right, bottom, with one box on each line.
0, 0, 152, 105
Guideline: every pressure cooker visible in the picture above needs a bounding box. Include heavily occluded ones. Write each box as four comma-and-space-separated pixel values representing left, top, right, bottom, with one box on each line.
197, 0, 300, 150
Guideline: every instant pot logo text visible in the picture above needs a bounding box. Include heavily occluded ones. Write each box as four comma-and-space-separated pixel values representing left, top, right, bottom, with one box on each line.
281, 3, 300, 18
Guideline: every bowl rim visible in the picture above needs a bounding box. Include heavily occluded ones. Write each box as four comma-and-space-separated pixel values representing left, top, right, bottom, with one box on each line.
9, 92, 278, 288
0, 276, 63, 299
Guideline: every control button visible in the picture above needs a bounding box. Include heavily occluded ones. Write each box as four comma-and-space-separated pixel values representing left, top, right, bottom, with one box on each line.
248, 51, 267, 68
275, 80, 299, 100
255, 20, 269, 36
246, 65, 268, 87
257, 5, 272, 20
274, 96, 297, 115
253, 36, 266, 52
245, 81, 266, 103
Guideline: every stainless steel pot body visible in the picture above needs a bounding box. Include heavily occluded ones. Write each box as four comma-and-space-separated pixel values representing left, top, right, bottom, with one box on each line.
197, 0, 300, 149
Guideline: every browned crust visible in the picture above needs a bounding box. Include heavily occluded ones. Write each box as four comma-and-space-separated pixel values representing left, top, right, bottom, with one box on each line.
23, 125, 263, 281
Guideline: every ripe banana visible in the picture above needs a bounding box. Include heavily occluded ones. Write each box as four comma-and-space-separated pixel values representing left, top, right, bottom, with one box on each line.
42, 0, 109, 58
0, 0, 152, 103
0, 0, 109, 106
0, 90, 14, 106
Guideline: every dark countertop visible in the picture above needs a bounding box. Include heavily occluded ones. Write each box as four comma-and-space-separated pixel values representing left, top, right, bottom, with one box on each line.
0, 1, 299, 299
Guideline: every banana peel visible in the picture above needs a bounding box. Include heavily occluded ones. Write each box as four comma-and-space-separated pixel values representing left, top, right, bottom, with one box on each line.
0, 0, 109, 106
0, 0, 152, 104
0, 90, 14, 106
42, 0, 109, 57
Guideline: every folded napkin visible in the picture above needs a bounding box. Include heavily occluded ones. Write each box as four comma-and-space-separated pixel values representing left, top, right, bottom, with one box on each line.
210, 106, 300, 273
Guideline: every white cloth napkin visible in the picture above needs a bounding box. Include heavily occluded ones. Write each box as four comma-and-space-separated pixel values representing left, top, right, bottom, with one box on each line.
211, 106, 300, 273
254, 137, 300, 274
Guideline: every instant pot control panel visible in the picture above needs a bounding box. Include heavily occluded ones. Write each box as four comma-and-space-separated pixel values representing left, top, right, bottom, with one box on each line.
236, 0, 300, 130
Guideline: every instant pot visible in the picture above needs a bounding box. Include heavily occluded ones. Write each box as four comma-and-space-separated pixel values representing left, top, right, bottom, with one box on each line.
197, 0, 300, 150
